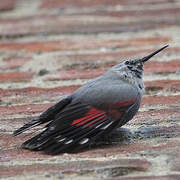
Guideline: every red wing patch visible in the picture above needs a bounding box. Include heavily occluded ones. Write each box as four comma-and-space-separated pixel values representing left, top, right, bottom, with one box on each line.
107, 109, 122, 120
71, 98, 137, 127
109, 98, 138, 118
71, 107, 105, 127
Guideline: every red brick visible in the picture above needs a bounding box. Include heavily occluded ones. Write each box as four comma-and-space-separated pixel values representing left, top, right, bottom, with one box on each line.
0, 37, 170, 52
0, 146, 51, 161
0, 15, 179, 36
169, 84, 180, 92
145, 80, 180, 92
0, 158, 150, 178
134, 125, 180, 139
0, 117, 33, 133
91, 8, 180, 19
0, 103, 53, 116
133, 108, 180, 125
0, 86, 79, 105
142, 96, 180, 106
41, 0, 172, 8
0, 72, 34, 82
151, 141, 180, 153
0, 41, 67, 52
144, 60, 180, 73
0, 86, 79, 98
73, 142, 156, 158
79, 143, 151, 158
65, 47, 177, 66
73, 140, 180, 158
0, 0, 16, 11
0, 57, 31, 69
46, 69, 106, 81
0, 135, 151, 177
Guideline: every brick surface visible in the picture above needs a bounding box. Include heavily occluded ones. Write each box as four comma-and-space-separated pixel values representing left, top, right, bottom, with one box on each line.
0, 158, 150, 178
106, 175, 180, 180
0, 36, 170, 52
0, 57, 31, 69
0, 0, 16, 11
0, 0, 179, 180
144, 60, 180, 73
46, 69, 107, 81
41, 0, 175, 8
0, 72, 34, 82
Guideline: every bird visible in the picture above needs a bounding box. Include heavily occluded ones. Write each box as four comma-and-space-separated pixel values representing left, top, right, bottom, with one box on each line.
13, 45, 168, 155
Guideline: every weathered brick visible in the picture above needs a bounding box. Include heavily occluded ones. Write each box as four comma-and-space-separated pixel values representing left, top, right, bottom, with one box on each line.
168, 84, 180, 92
145, 80, 180, 92
0, 57, 31, 69
142, 96, 180, 106
46, 69, 106, 81
0, 72, 34, 82
72, 140, 180, 158
0, 103, 52, 116
41, 0, 173, 8
144, 60, 180, 73
0, 86, 79, 98
106, 174, 180, 180
90, 8, 180, 19
0, 15, 179, 36
0, 37, 170, 52
0, 0, 16, 11
133, 108, 180, 125
0, 158, 150, 178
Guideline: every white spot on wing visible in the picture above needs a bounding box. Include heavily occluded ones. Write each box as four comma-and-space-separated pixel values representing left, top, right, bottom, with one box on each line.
55, 135, 62, 140
57, 138, 66, 142
49, 126, 55, 131
101, 122, 113, 130
79, 138, 89, 144
95, 123, 103, 129
65, 139, 73, 144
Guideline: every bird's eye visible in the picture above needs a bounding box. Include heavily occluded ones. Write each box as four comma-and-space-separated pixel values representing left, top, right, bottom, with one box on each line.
125, 61, 130, 65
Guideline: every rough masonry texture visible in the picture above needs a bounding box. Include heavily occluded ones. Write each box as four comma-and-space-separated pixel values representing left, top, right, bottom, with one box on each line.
0, 0, 179, 180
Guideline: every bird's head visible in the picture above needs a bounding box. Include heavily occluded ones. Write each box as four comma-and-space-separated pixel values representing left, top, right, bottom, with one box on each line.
112, 45, 169, 79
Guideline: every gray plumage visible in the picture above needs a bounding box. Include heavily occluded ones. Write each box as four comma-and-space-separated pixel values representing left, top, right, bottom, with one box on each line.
14, 45, 168, 154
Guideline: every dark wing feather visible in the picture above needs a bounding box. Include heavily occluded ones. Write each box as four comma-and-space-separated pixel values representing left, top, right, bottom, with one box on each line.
21, 104, 110, 154
13, 96, 72, 136
20, 97, 137, 154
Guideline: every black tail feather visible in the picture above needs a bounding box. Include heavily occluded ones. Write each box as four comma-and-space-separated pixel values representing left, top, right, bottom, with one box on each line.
20, 115, 108, 154
21, 113, 106, 152
13, 119, 41, 136
45, 119, 111, 154
13, 96, 72, 136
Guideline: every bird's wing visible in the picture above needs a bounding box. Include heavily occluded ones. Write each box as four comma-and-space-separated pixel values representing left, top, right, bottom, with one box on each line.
20, 97, 137, 154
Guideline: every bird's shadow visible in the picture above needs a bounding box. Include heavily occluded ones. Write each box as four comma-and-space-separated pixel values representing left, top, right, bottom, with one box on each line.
89, 125, 178, 150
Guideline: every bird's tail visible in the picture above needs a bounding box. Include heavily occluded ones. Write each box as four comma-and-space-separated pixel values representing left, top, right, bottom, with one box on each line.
13, 118, 42, 136
13, 96, 72, 136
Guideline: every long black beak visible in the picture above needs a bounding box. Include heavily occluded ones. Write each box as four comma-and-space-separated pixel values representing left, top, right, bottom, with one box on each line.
141, 45, 169, 63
